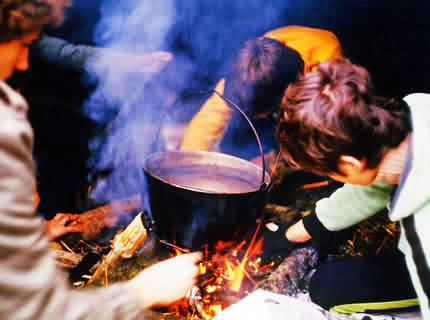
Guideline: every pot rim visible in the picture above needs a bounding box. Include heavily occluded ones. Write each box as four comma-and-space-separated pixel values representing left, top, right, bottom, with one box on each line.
143, 150, 270, 194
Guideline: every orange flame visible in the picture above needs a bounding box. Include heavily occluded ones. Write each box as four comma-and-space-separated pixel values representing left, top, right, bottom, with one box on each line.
173, 247, 184, 256
220, 222, 264, 292
167, 222, 266, 319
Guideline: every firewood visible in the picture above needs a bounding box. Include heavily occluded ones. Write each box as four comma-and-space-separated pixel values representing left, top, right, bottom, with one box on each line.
87, 211, 148, 284
51, 248, 83, 269
69, 194, 141, 240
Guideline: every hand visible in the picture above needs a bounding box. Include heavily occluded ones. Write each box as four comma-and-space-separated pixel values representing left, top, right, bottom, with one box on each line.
43, 213, 84, 241
99, 50, 173, 75
129, 252, 203, 309
258, 222, 307, 266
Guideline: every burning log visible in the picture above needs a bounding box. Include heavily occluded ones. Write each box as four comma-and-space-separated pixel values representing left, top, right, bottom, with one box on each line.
87, 211, 148, 284
68, 194, 141, 239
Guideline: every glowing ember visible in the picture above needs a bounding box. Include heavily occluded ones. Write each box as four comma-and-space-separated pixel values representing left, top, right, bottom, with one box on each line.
199, 304, 223, 320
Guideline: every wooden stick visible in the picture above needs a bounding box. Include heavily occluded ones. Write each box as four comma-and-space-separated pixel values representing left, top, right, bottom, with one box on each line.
299, 180, 330, 190
104, 257, 109, 288
52, 249, 83, 268
269, 151, 281, 178
60, 240, 74, 253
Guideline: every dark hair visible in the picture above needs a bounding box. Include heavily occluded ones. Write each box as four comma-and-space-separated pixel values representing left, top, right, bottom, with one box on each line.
223, 37, 304, 115
0, 0, 70, 42
277, 58, 411, 174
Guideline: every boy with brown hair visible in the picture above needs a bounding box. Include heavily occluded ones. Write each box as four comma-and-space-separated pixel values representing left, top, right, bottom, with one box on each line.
274, 58, 430, 317
0, 1, 201, 319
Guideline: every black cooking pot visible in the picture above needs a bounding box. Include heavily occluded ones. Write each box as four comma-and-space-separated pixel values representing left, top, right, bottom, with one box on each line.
143, 90, 272, 249
143, 150, 270, 249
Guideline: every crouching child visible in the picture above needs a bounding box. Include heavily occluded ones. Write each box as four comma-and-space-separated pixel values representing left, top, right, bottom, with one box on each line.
276, 58, 430, 318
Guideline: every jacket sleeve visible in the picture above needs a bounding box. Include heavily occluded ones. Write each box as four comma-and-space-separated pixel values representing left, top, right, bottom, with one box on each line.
31, 35, 99, 72
0, 82, 144, 320
305, 181, 395, 233
180, 79, 233, 151
32, 35, 172, 75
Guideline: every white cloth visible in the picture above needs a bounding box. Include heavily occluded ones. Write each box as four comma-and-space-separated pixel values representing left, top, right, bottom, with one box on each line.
213, 289, 327, 320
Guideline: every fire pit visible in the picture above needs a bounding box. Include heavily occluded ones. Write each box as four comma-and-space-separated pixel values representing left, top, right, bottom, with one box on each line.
54, 163, 403, 320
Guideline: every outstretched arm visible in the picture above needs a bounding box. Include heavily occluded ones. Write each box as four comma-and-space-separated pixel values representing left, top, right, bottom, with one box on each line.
287, 181, 395, 243
32, 35, 172, 74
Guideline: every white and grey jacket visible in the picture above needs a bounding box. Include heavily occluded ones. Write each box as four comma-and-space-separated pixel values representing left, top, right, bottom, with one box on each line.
303, 93, 430, 319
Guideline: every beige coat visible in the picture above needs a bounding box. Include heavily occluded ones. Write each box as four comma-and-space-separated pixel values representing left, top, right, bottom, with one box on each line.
0, 81, 143, 320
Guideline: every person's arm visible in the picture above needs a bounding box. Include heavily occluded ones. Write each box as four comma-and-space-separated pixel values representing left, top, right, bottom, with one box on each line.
0, 81, 141, 319
286, 182, 395, 243
31, 35, 172, 74
0, 81, 201, 320
180, 79, 233, 151
31, 35, 96, 71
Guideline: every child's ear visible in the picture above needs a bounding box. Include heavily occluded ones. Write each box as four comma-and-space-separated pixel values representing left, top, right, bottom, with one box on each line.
338, 155, 366, 174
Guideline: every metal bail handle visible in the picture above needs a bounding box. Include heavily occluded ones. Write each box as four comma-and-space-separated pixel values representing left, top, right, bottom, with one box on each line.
211, 90, 267, 189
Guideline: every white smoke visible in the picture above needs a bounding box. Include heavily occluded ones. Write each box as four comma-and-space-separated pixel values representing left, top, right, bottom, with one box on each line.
83, 0, 295, 204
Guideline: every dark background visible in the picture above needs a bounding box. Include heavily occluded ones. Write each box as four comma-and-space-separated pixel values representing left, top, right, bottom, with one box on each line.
13, 0, 430, 217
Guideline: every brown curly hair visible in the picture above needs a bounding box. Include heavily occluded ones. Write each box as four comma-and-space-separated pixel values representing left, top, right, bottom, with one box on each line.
276, 58, 411, 174
0, 0, 70, 42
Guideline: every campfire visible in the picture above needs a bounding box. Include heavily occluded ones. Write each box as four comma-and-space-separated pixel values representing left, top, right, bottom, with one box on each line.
52, 167, 400, 320
174, 228, 266, 319
57, 204, 276, 319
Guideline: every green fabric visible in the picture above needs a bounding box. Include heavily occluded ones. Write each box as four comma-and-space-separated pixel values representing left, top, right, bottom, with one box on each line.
316, 181, 395, 231
330, 298, 420, 314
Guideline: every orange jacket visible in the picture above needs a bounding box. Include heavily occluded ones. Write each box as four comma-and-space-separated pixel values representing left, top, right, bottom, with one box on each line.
180, 26, 343, 152
264, 25, 342, 73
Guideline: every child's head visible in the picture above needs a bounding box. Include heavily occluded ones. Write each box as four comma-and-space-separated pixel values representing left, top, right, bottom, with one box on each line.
0, 0, 69, 80
277, 58, 411, 183
0, 0, 70, 42
224, 37, 304, 117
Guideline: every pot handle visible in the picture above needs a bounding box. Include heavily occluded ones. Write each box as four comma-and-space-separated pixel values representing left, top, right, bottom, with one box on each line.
211, 90, 267, 189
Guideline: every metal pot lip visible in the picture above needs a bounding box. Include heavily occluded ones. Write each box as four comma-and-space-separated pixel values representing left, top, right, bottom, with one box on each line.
143, 150, 270, 195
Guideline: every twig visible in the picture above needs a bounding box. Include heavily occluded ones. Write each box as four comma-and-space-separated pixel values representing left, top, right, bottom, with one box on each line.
104, 257, 109, 288
269, 151, 281, 178
299, 180, 330, 190
237, 262, 257, 286
159, 240, 190, 253
60, 240, 74, 253
376, 235, 391, 255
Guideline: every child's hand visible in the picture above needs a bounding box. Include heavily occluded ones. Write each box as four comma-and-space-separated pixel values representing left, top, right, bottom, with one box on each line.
129, 252, 203, 309
43, 213, 83, 240
258, 221, 309, 267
